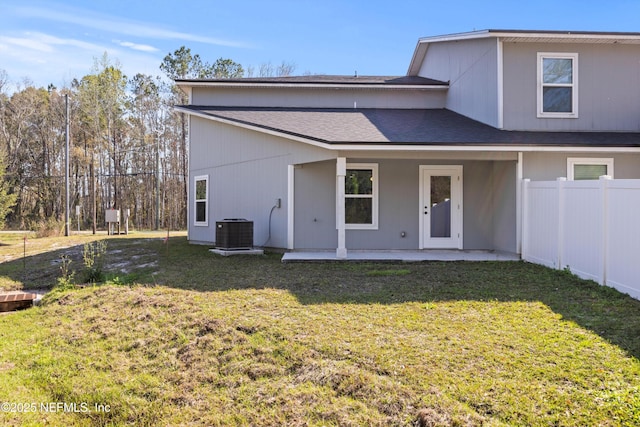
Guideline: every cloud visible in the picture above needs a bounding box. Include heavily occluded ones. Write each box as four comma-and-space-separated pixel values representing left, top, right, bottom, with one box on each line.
114, 40, 159, 53
0, 3, 251, 90
0, 35, 53, 53
15, 5, 251, 48
0, 32, 112, 61
0, 30, 161, 90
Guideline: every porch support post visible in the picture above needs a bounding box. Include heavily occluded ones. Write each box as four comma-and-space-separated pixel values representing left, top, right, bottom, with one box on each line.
287, 164, 295, 250
336, 157, 347, 259
521, 179, 530, 261
599, 175, 612, 287
556, 177, 567, 270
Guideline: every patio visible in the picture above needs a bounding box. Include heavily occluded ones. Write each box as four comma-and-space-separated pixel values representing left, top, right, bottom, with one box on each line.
281, 250, 520, 262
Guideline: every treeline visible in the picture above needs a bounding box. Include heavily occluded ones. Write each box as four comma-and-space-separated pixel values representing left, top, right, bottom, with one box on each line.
0, 48, 295, 233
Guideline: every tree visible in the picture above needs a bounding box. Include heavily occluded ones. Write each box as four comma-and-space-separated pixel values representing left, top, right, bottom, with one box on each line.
129, 73, 168, 229
160, 46, 244, 80
76, 53, 128, 232
160, 47, 244, 228
0, 72, 17, 228
246, 61, 297, 77
0, 157, 16, 229
211, 58, 244, 79
0, 49, 253, 232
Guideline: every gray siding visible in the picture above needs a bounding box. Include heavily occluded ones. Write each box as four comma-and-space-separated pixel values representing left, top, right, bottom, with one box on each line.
503, 42, 640, 131
188, 116, 335, 246
293, 161, 338, 249
192, 87, 446, 109
345, 159, 421, 250
523, 152, 640, 181
417, 38, 499, 127
293, 158, 517, 251
492, 161, 517, 252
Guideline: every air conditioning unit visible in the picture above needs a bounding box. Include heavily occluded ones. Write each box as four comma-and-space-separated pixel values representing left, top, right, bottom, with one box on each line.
215, 219, 253, 250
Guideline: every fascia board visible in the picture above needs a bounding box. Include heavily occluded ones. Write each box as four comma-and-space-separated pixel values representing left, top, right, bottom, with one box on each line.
328, 144, 640, 153
417, 29, 640, 44
408, 30, 493, 76
407, 42, 429, 76
495, 31, 640, 43
175, 81, 447, 90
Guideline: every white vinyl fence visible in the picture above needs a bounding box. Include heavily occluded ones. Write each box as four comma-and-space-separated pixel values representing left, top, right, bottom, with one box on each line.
522, 176, 640, 300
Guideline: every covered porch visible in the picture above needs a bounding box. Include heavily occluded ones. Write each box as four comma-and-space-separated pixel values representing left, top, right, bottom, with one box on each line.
290, 153, 521, 258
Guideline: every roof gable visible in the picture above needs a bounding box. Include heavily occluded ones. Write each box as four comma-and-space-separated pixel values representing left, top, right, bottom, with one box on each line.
408, 29, 640, 75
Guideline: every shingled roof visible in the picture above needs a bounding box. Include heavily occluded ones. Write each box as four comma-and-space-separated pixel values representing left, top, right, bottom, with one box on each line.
176, 75, 448, 87
177, 106, 640, 147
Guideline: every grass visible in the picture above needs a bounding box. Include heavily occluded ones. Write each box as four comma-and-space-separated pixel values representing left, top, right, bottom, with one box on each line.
0, 233, 639, 426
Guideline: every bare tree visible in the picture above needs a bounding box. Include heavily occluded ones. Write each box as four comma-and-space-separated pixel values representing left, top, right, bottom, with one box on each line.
248, 61, 297, 77
0, 48, 261, 232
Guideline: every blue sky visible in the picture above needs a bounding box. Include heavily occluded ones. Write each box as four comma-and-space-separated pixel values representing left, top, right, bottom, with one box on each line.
1, 0, 639, 90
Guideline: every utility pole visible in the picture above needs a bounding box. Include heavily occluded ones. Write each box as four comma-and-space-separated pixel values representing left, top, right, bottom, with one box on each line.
154, 111, 164, 231
155, 133, 160, 230
64, 94, 70, 237
91, 158, 96, 235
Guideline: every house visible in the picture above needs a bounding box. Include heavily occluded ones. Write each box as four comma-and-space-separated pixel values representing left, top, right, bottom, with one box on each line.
175, 29, 640, 259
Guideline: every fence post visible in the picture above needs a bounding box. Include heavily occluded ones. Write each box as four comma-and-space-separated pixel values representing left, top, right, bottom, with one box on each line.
556, 177, 567, 270
516, 152, 523, 255
521, 179, 530, 261
599, 175, 612, 286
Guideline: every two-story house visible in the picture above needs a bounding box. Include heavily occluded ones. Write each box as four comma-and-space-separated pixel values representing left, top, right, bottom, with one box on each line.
175, 30, 640, 258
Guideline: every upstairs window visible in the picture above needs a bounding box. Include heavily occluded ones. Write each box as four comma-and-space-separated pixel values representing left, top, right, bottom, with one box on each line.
537, 53, 578, 118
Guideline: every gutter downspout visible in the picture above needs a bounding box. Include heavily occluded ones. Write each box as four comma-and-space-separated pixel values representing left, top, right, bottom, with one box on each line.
497, 38, 504, 129
336, 157, 347, 259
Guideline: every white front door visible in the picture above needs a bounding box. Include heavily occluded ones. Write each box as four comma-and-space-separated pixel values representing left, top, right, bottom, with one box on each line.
420, 165, 463, 249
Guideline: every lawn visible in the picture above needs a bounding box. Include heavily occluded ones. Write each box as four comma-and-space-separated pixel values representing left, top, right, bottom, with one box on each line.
0, 233, 639, 426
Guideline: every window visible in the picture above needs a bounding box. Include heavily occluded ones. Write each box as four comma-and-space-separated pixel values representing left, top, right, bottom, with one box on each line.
345, 163, 378, 229
537, 52, 578, 118
567, 158, 613, 180
194, 175, 208, 226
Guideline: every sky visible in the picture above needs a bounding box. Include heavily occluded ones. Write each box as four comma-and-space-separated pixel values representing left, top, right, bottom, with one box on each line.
1, 0, 640, 91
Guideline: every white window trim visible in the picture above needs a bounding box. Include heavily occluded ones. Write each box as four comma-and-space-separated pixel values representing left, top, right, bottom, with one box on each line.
537, 52, 579, 119
339, 163, 379, 230
567, 158, 614, 180
194, 174, 209, 226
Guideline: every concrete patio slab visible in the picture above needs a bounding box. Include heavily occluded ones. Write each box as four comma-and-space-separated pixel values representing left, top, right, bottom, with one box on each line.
281, 250, 521, 263
210, 248, 265, 257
